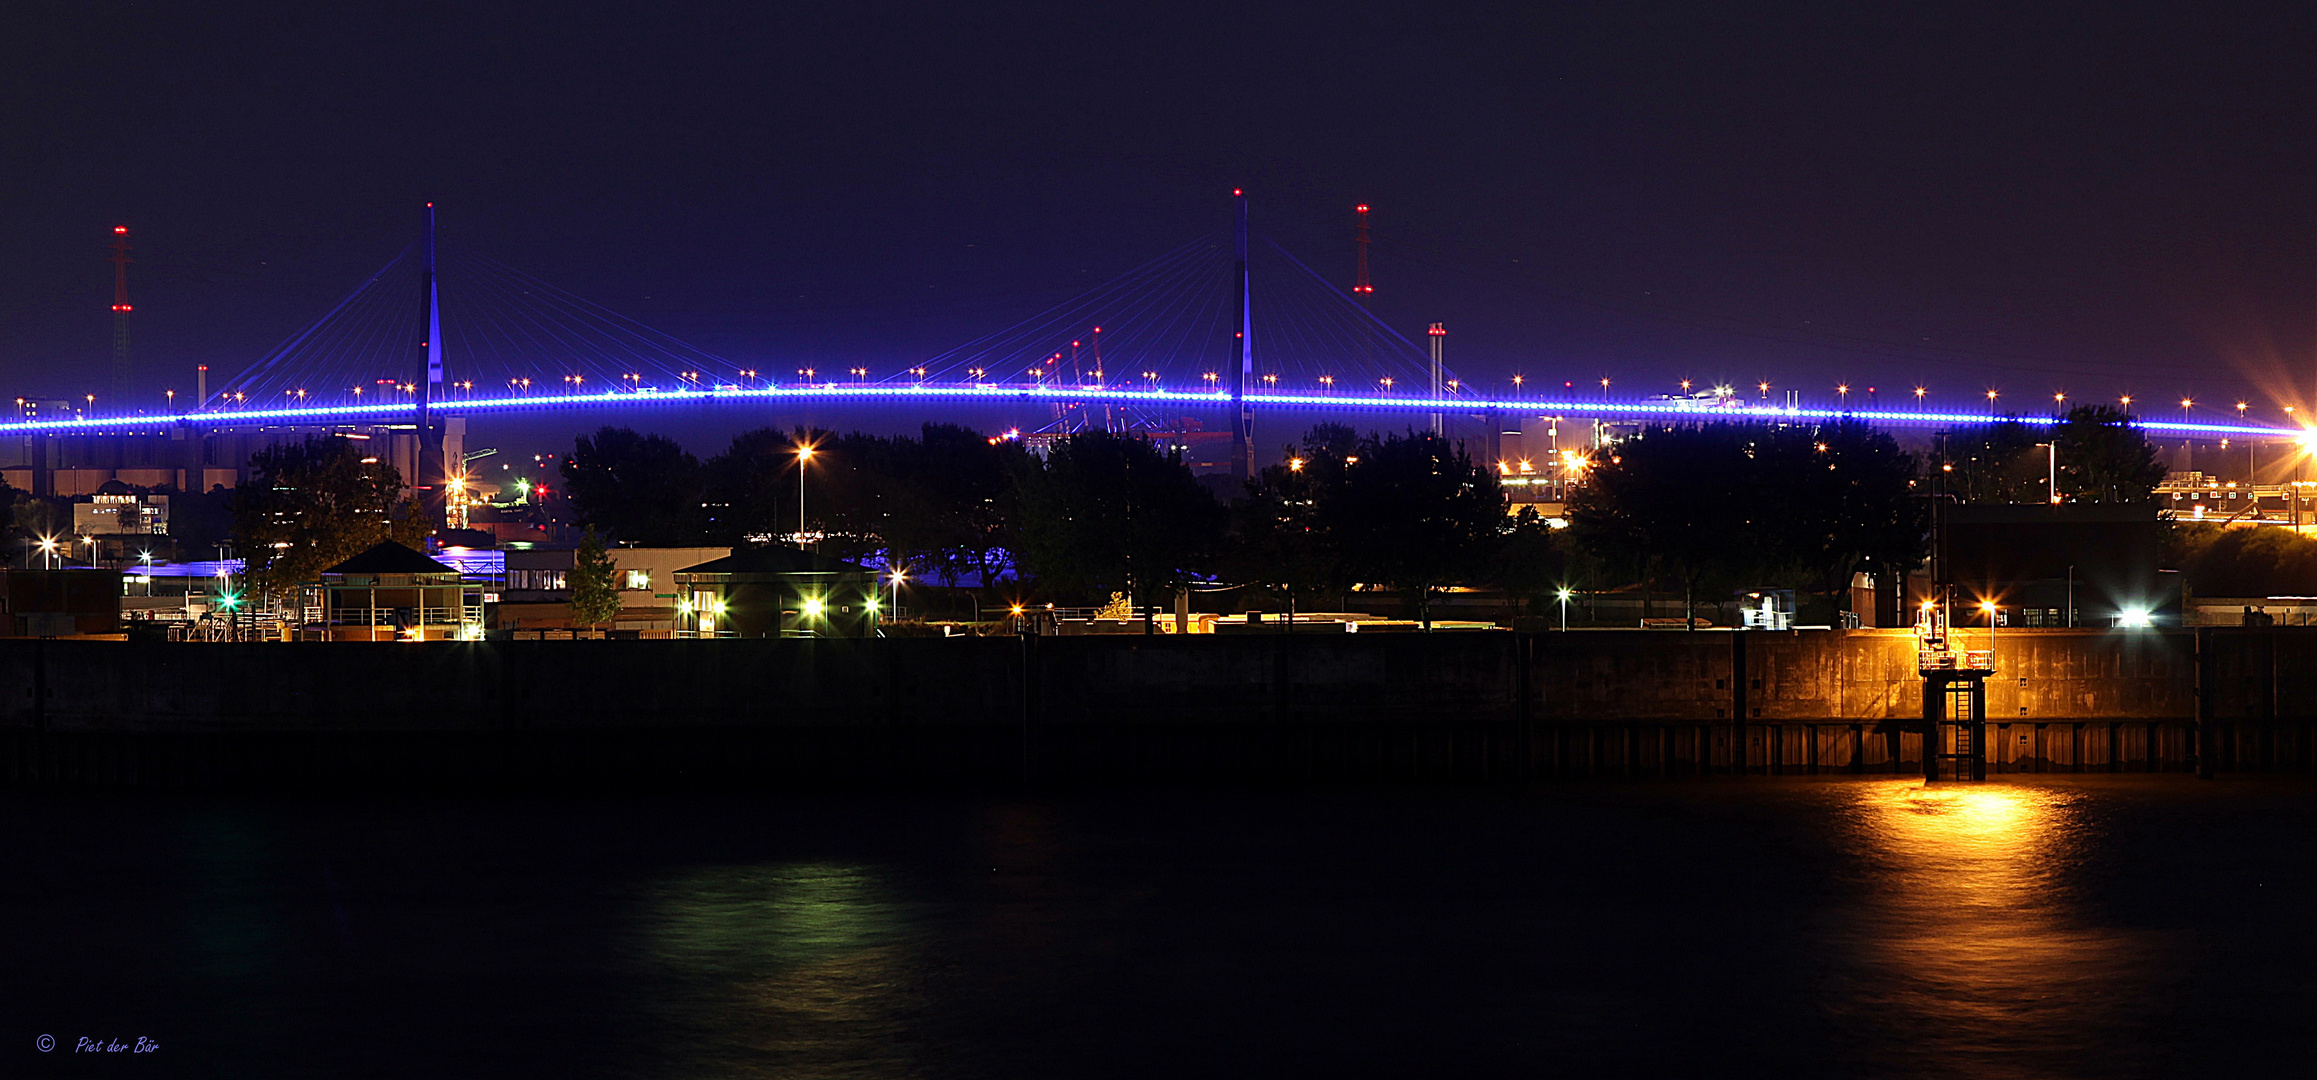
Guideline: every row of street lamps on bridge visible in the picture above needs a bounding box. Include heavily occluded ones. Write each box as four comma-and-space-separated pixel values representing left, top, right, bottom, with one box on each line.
76, 374, 2290, 424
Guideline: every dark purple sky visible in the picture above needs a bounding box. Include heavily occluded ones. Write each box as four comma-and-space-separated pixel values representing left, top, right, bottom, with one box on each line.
5, 1, 2314, 429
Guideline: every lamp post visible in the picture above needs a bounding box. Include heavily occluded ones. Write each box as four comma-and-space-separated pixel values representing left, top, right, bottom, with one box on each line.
795, 443, 815, 551
1556, 586, 1572, 631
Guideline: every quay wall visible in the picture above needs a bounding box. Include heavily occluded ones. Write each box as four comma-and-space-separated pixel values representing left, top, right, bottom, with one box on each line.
0, 628, 2307, 788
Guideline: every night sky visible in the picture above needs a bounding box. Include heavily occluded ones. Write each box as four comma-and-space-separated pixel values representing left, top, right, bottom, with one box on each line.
6, 1, 2315, 431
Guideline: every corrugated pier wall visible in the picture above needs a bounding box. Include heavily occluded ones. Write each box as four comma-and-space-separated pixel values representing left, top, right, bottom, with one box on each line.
0, 628, 2305, 788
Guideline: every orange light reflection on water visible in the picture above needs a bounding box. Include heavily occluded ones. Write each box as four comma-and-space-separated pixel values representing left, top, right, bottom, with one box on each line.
1825, 781, 2169, 1077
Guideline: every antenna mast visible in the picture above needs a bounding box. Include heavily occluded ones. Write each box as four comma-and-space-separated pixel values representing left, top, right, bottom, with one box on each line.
1428, 323, 1445, 437
108, 227, 132, 399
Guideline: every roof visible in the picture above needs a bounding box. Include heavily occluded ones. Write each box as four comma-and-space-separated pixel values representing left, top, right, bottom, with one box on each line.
94, 479, 134, 495
321, 541, 461, 576
674, 546, 869, 577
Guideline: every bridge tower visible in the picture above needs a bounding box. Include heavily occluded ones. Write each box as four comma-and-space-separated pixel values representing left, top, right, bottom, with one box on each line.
1231, 190, 1253, 481
418, 203, 448, 527
107, 227, 132, 399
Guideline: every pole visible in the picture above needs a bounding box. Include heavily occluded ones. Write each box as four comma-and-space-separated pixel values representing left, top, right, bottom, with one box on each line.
108, 227, 132, 399
798, 454, 808, 551
1231, 190, 1253, 482
419, 203, 446, 525
1428, 323, 1445, 438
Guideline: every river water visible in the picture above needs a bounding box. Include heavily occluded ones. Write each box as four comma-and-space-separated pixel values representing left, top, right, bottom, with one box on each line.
3, 776, 2311, 1078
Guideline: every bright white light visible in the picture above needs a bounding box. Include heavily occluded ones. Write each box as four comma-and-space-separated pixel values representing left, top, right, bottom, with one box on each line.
2120, 607, 2153, 628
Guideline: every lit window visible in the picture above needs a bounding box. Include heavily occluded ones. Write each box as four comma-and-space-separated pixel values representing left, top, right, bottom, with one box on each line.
624, 570, 651, 591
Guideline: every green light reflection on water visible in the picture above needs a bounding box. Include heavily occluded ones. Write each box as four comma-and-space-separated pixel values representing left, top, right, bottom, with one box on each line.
633, 861, 930, 1079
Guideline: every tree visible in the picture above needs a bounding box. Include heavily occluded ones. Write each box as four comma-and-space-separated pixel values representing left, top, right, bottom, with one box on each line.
1570, 422, 1925, 626
702, 427, 807, 545
1568, 424, 1756, 626
1012, 431, 1224, 630
1223, 429, 1355, 621
1757, 421, 1927, 623
1935, 419, 2044, 503
2054, 405, 2166, 502
561, 427, 709, 545
568, 527, 623, 628
1324, 430, 1504, 628
233, 437, 429, 591
701, 424, 1026, 586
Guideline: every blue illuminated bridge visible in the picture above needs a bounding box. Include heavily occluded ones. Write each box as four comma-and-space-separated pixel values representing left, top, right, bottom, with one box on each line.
17, 201, 2295, 446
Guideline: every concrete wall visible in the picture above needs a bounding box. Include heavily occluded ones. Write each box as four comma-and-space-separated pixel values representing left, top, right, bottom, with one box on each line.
0, 628, 2308, 788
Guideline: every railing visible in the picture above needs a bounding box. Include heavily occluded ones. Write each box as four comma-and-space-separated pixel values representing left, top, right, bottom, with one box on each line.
1918, 647, 1996, 672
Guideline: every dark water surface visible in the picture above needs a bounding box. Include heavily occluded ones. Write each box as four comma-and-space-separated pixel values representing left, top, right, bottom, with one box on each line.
4, 777, 2313, 1078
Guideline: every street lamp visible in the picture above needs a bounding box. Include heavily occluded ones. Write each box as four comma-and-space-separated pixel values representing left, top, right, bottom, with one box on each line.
1556, 586, 1573, 631
1914, 386, 1927, 410
1986, 388, 1999, 415
795, 443, 815, 550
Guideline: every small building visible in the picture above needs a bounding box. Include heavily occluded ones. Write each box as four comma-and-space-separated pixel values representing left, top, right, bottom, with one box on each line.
318, 542, 479, 641
672, 548, 879, 638
490, 545, 730, 632
72, 480, 169, 537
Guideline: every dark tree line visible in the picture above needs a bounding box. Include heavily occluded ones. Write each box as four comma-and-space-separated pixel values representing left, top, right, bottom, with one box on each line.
561, 422, 1525, 621
555, 409, 2161, 625
1567, 421, 1927, 625
1934, 405, 2168, 503
560, 422, 1027, 586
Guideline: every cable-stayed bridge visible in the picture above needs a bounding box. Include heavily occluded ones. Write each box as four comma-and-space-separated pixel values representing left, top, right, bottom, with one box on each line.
11, 200, 2295, 463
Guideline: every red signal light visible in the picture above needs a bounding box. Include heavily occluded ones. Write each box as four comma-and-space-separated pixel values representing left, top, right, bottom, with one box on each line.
112, 226, 127, 234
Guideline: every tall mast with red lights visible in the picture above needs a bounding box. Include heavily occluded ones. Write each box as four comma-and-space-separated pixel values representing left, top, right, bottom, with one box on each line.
108, 226, 132, 397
